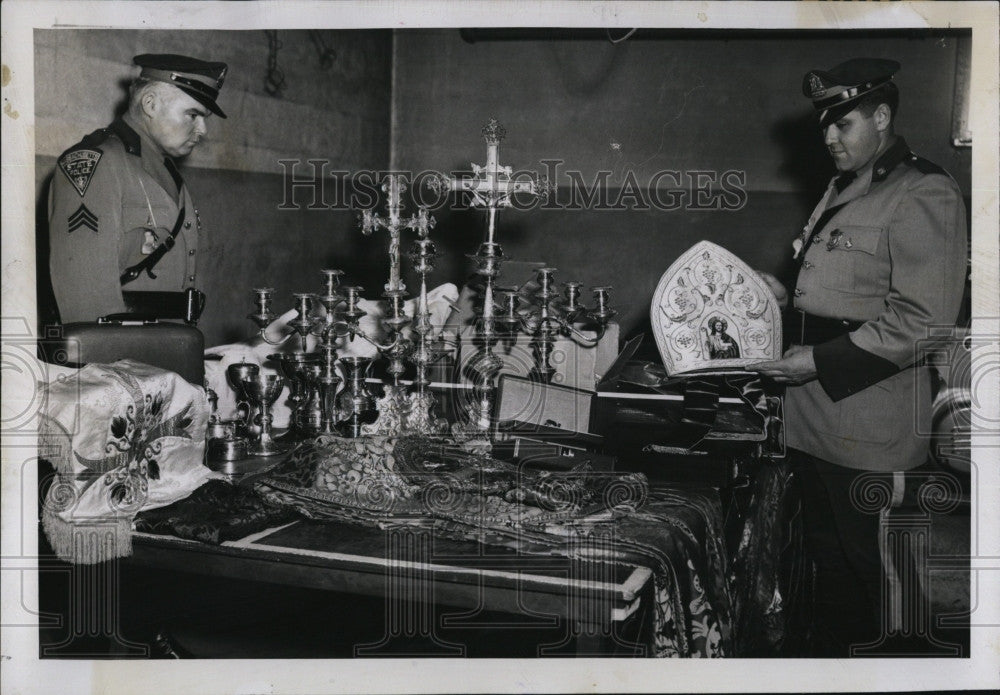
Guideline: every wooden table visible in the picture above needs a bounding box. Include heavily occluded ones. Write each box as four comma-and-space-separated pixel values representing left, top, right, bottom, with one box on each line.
127, 517, 656, 657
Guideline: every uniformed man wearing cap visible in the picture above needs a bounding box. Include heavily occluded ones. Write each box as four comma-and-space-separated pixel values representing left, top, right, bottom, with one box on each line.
48, 53, 228, 323
753, 59, 967, 655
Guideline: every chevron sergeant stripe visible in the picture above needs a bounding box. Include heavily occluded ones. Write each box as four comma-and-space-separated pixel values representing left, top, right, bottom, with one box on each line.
68, 204, 98, 233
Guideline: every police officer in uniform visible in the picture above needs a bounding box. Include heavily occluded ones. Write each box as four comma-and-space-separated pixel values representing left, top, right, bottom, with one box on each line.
48, 53, 228, 323
753, 59, 967, 656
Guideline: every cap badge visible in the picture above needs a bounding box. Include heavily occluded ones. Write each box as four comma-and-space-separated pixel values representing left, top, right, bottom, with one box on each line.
808, 73, 826, 98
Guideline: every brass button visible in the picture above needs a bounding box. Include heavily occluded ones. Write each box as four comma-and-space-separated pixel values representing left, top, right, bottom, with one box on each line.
812, 236, 823, 244
794, 288, 804, 297
188, 275, 196, 281
803, 260, 814, 269
185, 221, 192, 229
188, 249, 196, 255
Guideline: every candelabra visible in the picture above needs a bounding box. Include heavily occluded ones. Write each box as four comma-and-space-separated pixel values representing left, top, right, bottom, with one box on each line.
246, 274, 396, 438
428, 118, 549, 434
496, 268, 616, 383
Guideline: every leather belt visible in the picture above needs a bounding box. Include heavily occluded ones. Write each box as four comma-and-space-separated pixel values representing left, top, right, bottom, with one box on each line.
784, 310, 863, 346
101, 288, 206, 325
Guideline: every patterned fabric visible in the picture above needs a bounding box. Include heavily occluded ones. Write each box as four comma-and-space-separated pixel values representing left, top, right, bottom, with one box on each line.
251, 435, 733, 657
40, 359, 221, 563
728, 460, 803, 656
134, 479, 295, 544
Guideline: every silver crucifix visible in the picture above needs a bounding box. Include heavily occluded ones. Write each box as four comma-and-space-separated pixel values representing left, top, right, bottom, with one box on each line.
359, 174, 435, 294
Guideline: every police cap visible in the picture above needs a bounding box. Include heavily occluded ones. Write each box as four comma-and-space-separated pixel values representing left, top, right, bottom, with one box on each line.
803, 58, 900, 128
134, 53, 229, 118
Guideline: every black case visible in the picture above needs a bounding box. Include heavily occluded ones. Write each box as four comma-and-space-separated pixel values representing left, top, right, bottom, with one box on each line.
491, 374, 613, 470
38, 321, 205, 385
494, 373, 600, 445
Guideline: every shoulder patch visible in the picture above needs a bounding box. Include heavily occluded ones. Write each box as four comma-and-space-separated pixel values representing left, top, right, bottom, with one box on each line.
906, 154, 948, 177
58, 147, 103, 197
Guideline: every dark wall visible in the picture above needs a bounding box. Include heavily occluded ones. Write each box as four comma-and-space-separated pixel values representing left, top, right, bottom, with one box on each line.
392, 29, 972, 336
36, 29, 972, 345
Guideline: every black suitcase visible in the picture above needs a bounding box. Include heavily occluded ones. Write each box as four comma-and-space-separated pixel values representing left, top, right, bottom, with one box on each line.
38, 320, 205, 385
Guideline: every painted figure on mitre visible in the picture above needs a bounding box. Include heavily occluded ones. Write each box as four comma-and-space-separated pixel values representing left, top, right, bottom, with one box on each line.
703, 317, 741, 359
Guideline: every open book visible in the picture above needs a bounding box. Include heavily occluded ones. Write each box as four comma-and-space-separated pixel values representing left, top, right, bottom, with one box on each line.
650, 241, 782, 376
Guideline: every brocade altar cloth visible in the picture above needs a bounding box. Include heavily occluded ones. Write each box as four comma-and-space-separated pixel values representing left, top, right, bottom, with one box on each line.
239, 436, 735, 657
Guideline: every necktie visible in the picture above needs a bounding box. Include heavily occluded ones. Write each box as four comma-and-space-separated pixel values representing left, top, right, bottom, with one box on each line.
834, 170, 856, 194
164, 157, 184, 194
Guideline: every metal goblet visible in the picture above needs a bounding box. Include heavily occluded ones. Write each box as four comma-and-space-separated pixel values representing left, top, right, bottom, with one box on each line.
299, 362, 325, 435
241, 373, 287, 457
226, 361, 260, 437
337, 356, 375, 438
270, 351, 321, 439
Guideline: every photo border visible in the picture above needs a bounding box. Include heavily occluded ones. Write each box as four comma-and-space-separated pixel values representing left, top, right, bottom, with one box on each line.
3, 2, 997, 693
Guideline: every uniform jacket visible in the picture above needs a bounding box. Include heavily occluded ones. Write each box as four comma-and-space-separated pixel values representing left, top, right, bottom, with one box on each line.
48, 116, 202, 323
785, 136, 967, 471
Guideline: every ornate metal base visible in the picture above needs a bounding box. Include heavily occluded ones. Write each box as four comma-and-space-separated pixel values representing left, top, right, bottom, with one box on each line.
340, 415, 367, 439
407, 391, 448, 435
362, 385, 449, 437
248, 437, 289, 457
361, 385, 410, 436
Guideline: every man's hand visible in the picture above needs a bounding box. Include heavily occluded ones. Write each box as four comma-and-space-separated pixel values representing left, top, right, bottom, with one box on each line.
755, 270, 788, 310
751, 345, 817, 385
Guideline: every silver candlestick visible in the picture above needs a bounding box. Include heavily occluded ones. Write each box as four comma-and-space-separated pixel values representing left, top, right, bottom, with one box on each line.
248, 287, 291, 346
406, 236, 450, 435
338, 356, 376, 438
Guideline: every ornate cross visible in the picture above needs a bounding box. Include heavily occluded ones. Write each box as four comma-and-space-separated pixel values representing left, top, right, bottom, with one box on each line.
430, 118, 549, 245
359, 174, 435, 293
427, 119, 552, 435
